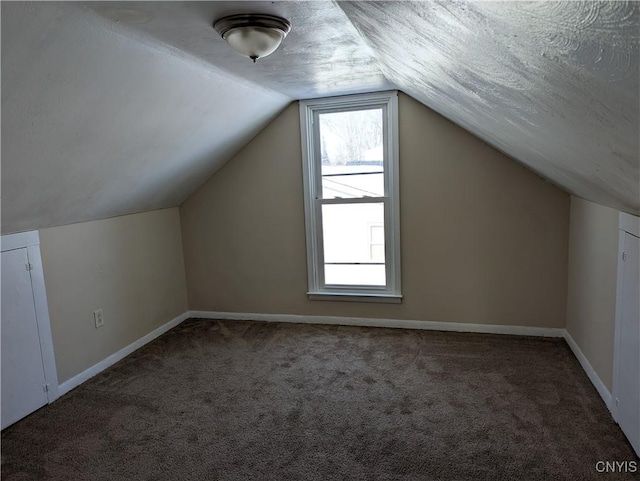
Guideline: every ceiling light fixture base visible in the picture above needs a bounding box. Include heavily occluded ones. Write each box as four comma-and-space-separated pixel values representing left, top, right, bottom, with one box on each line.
213, 14, 291, 63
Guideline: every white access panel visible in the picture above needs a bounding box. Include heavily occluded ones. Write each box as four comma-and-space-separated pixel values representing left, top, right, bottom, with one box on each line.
1, 248, 49, 429
613, 231, 640, 456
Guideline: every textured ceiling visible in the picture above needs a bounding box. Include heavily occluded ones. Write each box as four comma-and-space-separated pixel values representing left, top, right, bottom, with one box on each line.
1, 2, 290, 233
2, 1, 638, 234
338, 1, 639, 214
88, 1, 393, 99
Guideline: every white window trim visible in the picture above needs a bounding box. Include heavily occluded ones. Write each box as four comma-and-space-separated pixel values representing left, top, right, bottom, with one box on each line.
299, 90, 402, 302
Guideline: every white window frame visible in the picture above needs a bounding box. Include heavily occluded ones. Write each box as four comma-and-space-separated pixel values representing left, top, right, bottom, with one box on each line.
299, 90, 402, 303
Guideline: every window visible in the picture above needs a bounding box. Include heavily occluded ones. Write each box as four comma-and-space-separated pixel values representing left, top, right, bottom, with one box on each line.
299, 91, 401, 302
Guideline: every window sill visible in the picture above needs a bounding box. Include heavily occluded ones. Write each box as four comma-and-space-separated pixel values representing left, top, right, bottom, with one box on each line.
307, 292, 403, 304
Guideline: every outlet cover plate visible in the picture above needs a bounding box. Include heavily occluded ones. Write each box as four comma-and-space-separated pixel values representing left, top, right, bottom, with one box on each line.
93, 309, 104, 329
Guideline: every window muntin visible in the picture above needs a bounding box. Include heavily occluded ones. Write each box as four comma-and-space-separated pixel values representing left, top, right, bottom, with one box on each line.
300, 91, 401, 301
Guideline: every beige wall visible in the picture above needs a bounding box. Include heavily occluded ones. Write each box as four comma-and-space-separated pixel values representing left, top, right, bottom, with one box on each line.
181, 93, 570, 327
566, 196, 620, 391
40, 208, 188, 383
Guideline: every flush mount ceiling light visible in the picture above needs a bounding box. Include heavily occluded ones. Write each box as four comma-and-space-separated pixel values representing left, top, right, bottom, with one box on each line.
213, 14, 291, 63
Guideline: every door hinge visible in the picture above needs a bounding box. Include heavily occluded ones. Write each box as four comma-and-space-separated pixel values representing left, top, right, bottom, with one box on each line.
43, 384, 50, 392
26, 263, 34, 271
622, 251, 627, 262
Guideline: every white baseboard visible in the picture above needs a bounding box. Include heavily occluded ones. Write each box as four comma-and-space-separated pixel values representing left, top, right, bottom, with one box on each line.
187, 310, 565, 338
57, 311, 190, 397
563, 330, 612, 411
55, 309, 611, 419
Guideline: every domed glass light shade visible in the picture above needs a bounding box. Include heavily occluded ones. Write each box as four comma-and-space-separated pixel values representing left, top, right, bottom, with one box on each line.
214, 14, 291, 63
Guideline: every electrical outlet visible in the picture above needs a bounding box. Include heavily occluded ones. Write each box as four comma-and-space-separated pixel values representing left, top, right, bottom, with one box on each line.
93, 309, 104, 329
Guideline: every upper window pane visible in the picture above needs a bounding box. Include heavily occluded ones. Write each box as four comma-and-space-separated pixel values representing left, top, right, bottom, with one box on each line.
319, 109, 384, 199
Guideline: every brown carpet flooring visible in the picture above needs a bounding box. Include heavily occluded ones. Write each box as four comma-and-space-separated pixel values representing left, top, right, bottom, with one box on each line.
2, 319, 638, 480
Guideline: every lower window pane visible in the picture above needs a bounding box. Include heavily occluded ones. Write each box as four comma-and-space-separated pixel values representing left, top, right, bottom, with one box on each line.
325, 264, 385, 286
322, 203, 385, 263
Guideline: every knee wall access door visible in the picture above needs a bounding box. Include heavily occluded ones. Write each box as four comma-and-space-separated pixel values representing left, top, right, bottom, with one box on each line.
1, 232, 58, 430
613, 214, 640, 457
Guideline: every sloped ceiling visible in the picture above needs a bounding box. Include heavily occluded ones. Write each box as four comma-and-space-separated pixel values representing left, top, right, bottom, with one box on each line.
2, 1, 638, 234
338, 1, 639, 214
1, 2, 290, 233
